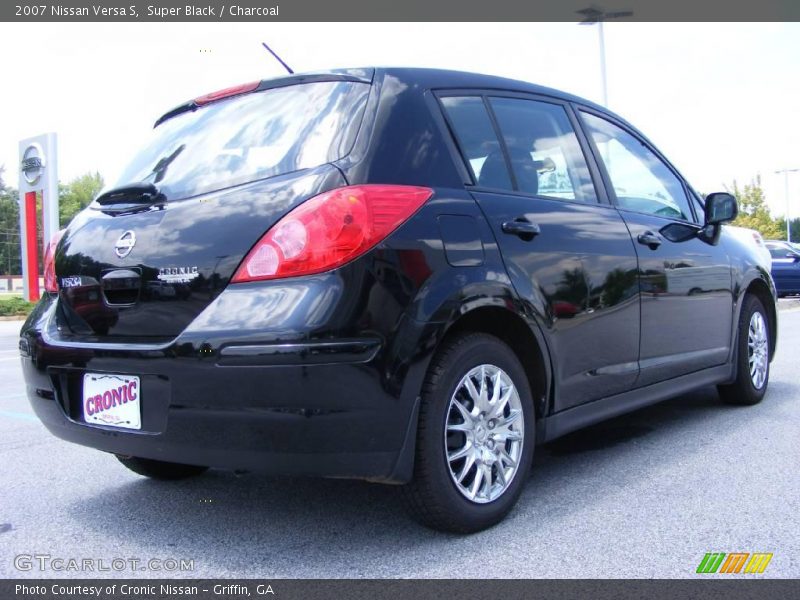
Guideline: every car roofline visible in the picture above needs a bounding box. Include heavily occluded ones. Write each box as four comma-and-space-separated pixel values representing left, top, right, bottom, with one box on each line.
153, 68, 375, 128
152, 66, 616, 129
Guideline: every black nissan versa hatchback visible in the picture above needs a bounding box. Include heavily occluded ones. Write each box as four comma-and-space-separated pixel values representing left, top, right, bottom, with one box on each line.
21, 68, 777, 532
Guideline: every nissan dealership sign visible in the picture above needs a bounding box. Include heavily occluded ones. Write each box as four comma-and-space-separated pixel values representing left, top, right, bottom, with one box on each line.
18, 133, 59, 302
20, 142, 46, 186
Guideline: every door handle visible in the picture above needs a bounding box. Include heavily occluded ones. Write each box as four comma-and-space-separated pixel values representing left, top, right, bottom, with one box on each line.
637, 230, 662, 250
502, 218, 541, 241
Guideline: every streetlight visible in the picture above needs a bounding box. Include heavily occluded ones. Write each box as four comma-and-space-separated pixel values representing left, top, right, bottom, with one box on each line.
775, 168, 800, 243
577, 5, 633, 107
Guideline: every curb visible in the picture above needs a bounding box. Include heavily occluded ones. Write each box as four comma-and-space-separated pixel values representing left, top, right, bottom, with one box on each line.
777, 299, 800, 313
0, 315, 27, 322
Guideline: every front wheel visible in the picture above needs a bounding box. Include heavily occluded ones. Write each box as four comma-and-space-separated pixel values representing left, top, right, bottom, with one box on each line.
718, 295, 771, 406
402, 333, 535, 533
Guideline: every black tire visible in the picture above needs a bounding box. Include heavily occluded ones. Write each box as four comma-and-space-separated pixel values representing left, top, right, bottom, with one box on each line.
718, 295, 771, 406
402, 333, 535, 533
116, 455, 209, 480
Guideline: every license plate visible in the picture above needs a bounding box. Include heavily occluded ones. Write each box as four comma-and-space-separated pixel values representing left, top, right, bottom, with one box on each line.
82, 373, 141, 430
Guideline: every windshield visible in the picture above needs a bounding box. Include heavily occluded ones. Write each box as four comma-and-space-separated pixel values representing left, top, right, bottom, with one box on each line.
109, 80, 370, 200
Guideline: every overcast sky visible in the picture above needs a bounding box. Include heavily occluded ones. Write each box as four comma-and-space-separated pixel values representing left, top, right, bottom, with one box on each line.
1, 22, 799, 216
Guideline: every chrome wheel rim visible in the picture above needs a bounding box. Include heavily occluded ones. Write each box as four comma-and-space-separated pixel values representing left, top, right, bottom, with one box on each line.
748, 311, 768, 390
444, 364, 524, 504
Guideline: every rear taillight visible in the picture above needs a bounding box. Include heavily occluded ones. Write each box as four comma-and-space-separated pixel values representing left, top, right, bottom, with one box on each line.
44, 229, 66, 293
232, 185, 433, 283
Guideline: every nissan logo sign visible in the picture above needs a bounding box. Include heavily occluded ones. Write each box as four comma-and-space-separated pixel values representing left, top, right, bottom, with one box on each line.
21, 143, 45, 185
115, 230, 136, 259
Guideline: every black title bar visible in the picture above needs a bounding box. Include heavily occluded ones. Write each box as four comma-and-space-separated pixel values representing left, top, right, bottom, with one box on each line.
3, 0, 800, 22
3, 579, 800, 600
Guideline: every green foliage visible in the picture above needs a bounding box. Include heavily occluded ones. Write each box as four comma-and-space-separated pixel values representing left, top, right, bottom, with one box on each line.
0, 295, 35, 316
786, 217, 800, 242
0, 167, 21, 276
0, 167, 105, 275
59, 171, 104, 227
728, 175, 785, 240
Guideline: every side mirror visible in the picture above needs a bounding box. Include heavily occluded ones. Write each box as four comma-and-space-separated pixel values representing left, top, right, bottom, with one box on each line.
697, 192, 738, 246
704, 192, 738, 225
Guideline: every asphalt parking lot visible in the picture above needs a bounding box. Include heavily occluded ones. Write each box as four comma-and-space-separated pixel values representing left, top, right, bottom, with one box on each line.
1, 302, 799, 579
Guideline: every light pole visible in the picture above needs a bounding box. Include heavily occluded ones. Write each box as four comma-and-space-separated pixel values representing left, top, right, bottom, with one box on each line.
775, 168, 800, 243
577, 5, 633, 107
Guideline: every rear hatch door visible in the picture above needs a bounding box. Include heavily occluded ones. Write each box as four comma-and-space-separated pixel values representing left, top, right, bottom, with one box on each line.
54, 76, 371, 340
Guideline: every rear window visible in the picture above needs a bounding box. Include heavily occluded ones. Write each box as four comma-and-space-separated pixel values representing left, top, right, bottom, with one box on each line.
109, 81, 370, 200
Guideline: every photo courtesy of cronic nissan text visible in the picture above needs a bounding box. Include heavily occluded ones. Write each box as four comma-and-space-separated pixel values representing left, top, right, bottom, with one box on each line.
0, 1, 798, 599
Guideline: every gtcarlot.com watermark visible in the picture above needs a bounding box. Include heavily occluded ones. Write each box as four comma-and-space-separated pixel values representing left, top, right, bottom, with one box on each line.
14, 553, 194, 573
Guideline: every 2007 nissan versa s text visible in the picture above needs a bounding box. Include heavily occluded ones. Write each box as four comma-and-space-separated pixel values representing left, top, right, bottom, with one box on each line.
21, 68, 777, 532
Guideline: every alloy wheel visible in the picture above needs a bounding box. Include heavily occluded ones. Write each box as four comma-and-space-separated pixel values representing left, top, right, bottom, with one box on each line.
444, 364, 525, 504
748, 311, 768, 390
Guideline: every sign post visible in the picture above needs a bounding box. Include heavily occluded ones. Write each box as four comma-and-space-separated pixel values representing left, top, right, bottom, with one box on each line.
18, 133, 58, 302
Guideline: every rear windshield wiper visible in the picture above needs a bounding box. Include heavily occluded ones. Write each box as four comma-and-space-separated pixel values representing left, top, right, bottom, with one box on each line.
94, 182, 164, 208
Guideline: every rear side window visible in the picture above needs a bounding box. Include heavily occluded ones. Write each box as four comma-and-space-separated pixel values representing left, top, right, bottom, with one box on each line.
110, 81, 370, 200
488, 98, 597, 203
440, 96, 512, 190
441, 95, 597, 203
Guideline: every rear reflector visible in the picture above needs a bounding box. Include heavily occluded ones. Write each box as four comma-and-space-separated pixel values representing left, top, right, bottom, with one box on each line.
44, 229, 66, 293
195, 81, 260, 106
232, 185, 433, 283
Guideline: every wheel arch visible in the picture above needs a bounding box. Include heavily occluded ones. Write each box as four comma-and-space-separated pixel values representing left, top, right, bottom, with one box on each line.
433, 305, 553, 423
741, 274, 778, 361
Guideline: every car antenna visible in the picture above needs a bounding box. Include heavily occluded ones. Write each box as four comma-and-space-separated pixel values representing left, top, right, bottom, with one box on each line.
261, 42, 294, 74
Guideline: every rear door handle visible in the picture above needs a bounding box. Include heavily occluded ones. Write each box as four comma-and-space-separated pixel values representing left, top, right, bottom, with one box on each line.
502, 218, 541, 241
637, 230, 662, 250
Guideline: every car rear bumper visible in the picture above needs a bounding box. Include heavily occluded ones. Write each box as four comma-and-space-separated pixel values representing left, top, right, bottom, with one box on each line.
19, 290, 426, 483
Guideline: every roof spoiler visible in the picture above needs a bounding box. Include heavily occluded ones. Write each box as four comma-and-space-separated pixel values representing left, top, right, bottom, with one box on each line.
153, 69, 375, 128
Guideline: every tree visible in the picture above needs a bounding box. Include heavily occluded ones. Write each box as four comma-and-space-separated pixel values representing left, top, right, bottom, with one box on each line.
0, 166, 21, 276
0, 168, 105, 275
727, 175, 784, 240
59, 171, 104, 227
784, 217, 800, 243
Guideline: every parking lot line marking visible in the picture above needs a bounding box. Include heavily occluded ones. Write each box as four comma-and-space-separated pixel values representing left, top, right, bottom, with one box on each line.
0, 410, 38, 422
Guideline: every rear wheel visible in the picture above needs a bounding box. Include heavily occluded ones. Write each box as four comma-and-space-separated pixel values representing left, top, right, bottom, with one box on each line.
402, 333, 535, 533
718, 295, 771, 406
116, 455, 209, 480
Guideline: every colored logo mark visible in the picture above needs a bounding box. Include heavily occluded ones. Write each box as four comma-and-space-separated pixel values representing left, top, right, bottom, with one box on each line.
696, 552, 773, 574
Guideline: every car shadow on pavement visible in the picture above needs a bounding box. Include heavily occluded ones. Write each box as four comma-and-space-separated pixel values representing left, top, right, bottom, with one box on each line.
544, 424, 655, 456
65, 383, 792, 577
538, 383, 731, 457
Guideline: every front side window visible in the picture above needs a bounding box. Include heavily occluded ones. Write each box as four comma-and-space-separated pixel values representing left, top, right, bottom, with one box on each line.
581, 111, 694, 221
